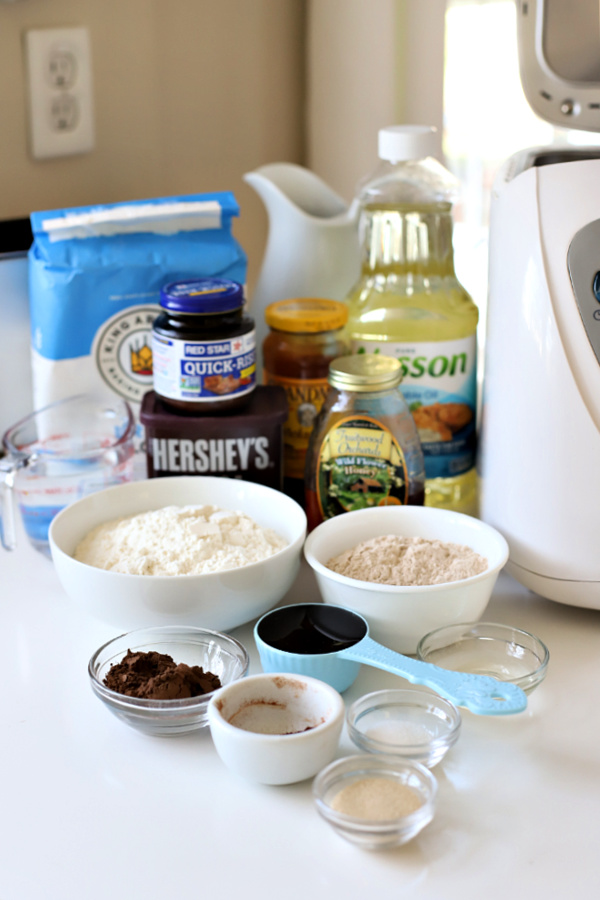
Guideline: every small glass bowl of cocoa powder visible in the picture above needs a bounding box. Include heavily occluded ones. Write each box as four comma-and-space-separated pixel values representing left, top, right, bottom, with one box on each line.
89, 625, 249, 736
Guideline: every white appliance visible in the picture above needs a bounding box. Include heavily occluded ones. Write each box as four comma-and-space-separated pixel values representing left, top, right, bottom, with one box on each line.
516, 0, 600, 133
481, 147, 600, 608
481, 1, 600, 609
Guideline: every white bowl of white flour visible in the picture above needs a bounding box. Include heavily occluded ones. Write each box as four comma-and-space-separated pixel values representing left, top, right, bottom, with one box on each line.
303, 506, 508, 655
49, 476, 307, 631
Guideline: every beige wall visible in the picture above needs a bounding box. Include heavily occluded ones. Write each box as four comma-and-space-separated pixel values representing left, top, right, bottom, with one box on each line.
0, 0, 306, 289
306, 0, 403, 202
0, 0, 446, 288
306, 0, 446, 202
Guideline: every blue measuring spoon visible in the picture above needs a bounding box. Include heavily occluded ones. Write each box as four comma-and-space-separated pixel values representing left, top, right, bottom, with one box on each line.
254, 603, 527, 716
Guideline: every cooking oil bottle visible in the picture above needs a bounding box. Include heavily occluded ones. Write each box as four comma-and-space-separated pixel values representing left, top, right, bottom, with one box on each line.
345, 125, 479, 514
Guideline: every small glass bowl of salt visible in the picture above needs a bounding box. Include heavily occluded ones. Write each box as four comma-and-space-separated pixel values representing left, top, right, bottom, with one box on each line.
346, 688, 461, 768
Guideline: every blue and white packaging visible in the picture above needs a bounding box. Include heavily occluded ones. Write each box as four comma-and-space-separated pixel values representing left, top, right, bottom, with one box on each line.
28, 192, 247, 413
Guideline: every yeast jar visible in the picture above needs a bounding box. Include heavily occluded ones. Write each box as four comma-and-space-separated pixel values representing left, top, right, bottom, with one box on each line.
152, 278, 255, 414
305, 354, 425, 530
263, 299, 348, 503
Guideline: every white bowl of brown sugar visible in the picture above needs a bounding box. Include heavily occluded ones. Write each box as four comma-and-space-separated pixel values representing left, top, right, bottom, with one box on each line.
303, 506, 509, 654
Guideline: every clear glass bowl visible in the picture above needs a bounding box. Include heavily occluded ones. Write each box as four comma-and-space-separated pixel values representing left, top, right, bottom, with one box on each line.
347, 689, 461, 768
416, 621, 550, 695
313, 754, 437, 850
89, 625, 249, 736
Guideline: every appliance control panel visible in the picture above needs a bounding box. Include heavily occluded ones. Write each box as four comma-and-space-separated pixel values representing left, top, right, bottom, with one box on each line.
567, 219, 600, 366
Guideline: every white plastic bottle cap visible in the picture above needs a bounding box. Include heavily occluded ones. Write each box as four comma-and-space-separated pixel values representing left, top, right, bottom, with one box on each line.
378, 125, 438, 162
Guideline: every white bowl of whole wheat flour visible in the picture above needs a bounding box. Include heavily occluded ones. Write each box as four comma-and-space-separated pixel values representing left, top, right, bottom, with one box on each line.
303, 506, 509, 654
49, 476, 307, 631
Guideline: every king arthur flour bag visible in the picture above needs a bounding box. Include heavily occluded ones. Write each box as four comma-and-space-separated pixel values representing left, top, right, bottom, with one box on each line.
28, 192, 247, 417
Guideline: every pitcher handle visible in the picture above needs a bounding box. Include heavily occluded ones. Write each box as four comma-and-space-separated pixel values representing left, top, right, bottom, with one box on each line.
0, 457, 20, 551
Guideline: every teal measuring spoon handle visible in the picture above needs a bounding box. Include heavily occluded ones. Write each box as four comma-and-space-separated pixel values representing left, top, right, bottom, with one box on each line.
339, 636, 527, 716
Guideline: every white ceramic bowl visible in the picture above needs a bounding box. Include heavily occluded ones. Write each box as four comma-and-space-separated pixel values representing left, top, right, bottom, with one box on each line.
207, 673, 345, 784
49, 476, 306, 632
303, 506, 509, 654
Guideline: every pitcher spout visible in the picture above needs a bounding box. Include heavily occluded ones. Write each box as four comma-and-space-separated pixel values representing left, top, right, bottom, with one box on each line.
244, 162, 355, 225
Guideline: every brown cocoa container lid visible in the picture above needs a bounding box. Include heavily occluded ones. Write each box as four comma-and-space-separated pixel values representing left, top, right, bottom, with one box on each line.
140, 385, 288, 430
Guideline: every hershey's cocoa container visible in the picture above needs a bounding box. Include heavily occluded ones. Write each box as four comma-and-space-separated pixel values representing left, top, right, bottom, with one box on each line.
140, 386, 287, 490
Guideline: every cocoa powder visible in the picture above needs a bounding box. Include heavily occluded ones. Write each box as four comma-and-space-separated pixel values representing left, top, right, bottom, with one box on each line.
103, 649, 221, 700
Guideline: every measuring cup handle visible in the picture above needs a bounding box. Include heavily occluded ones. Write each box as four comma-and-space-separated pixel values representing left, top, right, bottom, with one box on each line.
340, 636, 528, 716
0, 459, 19, 551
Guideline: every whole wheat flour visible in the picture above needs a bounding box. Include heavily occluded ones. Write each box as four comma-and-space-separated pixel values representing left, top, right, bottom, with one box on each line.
326, 535, 487, 586
73, 504, 287, 576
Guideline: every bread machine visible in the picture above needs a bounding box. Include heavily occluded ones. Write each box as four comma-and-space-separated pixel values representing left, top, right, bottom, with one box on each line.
479, 0, 600, 609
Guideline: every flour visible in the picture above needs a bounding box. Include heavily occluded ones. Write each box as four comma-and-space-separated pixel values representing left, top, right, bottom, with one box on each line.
326, 535, 487, 586
73, 504, 287, 575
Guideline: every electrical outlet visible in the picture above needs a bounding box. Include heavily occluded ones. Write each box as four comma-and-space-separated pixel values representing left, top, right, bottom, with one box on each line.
25, 27, 94, 160
48, 49, 77, 89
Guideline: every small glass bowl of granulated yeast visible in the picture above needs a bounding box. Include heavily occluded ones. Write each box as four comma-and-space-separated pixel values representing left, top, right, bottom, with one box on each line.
313, 754, 437, 850
89, 625, 249, 736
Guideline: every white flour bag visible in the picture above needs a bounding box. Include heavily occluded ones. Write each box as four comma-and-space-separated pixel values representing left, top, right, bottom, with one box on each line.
28, 192, 247, 413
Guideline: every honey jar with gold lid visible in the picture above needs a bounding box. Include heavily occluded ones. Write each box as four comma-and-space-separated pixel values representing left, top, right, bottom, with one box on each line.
304, 354, 425, 530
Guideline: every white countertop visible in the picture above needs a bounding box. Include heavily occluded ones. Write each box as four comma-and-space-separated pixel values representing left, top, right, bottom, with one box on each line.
2, 525, 599, 900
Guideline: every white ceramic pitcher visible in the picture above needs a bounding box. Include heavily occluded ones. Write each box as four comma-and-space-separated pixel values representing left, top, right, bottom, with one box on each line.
243, 163, 361, 365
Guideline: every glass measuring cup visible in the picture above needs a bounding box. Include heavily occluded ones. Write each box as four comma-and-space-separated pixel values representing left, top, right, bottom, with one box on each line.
254, 603, 528, 716
0, 393, 136, 557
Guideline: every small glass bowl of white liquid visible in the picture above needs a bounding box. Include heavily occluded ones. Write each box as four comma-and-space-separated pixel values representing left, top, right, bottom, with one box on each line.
346, 688, 461, 768
417, 621, 550, 696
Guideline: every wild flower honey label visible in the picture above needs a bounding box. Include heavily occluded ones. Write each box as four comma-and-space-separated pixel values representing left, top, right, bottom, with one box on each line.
316, 415, 408, 519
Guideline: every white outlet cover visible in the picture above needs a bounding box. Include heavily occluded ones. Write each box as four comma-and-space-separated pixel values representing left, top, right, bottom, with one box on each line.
25, 27, 95, 159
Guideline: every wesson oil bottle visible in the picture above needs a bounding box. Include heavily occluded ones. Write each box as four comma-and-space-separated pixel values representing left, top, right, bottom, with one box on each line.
345, 125, 479, 514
